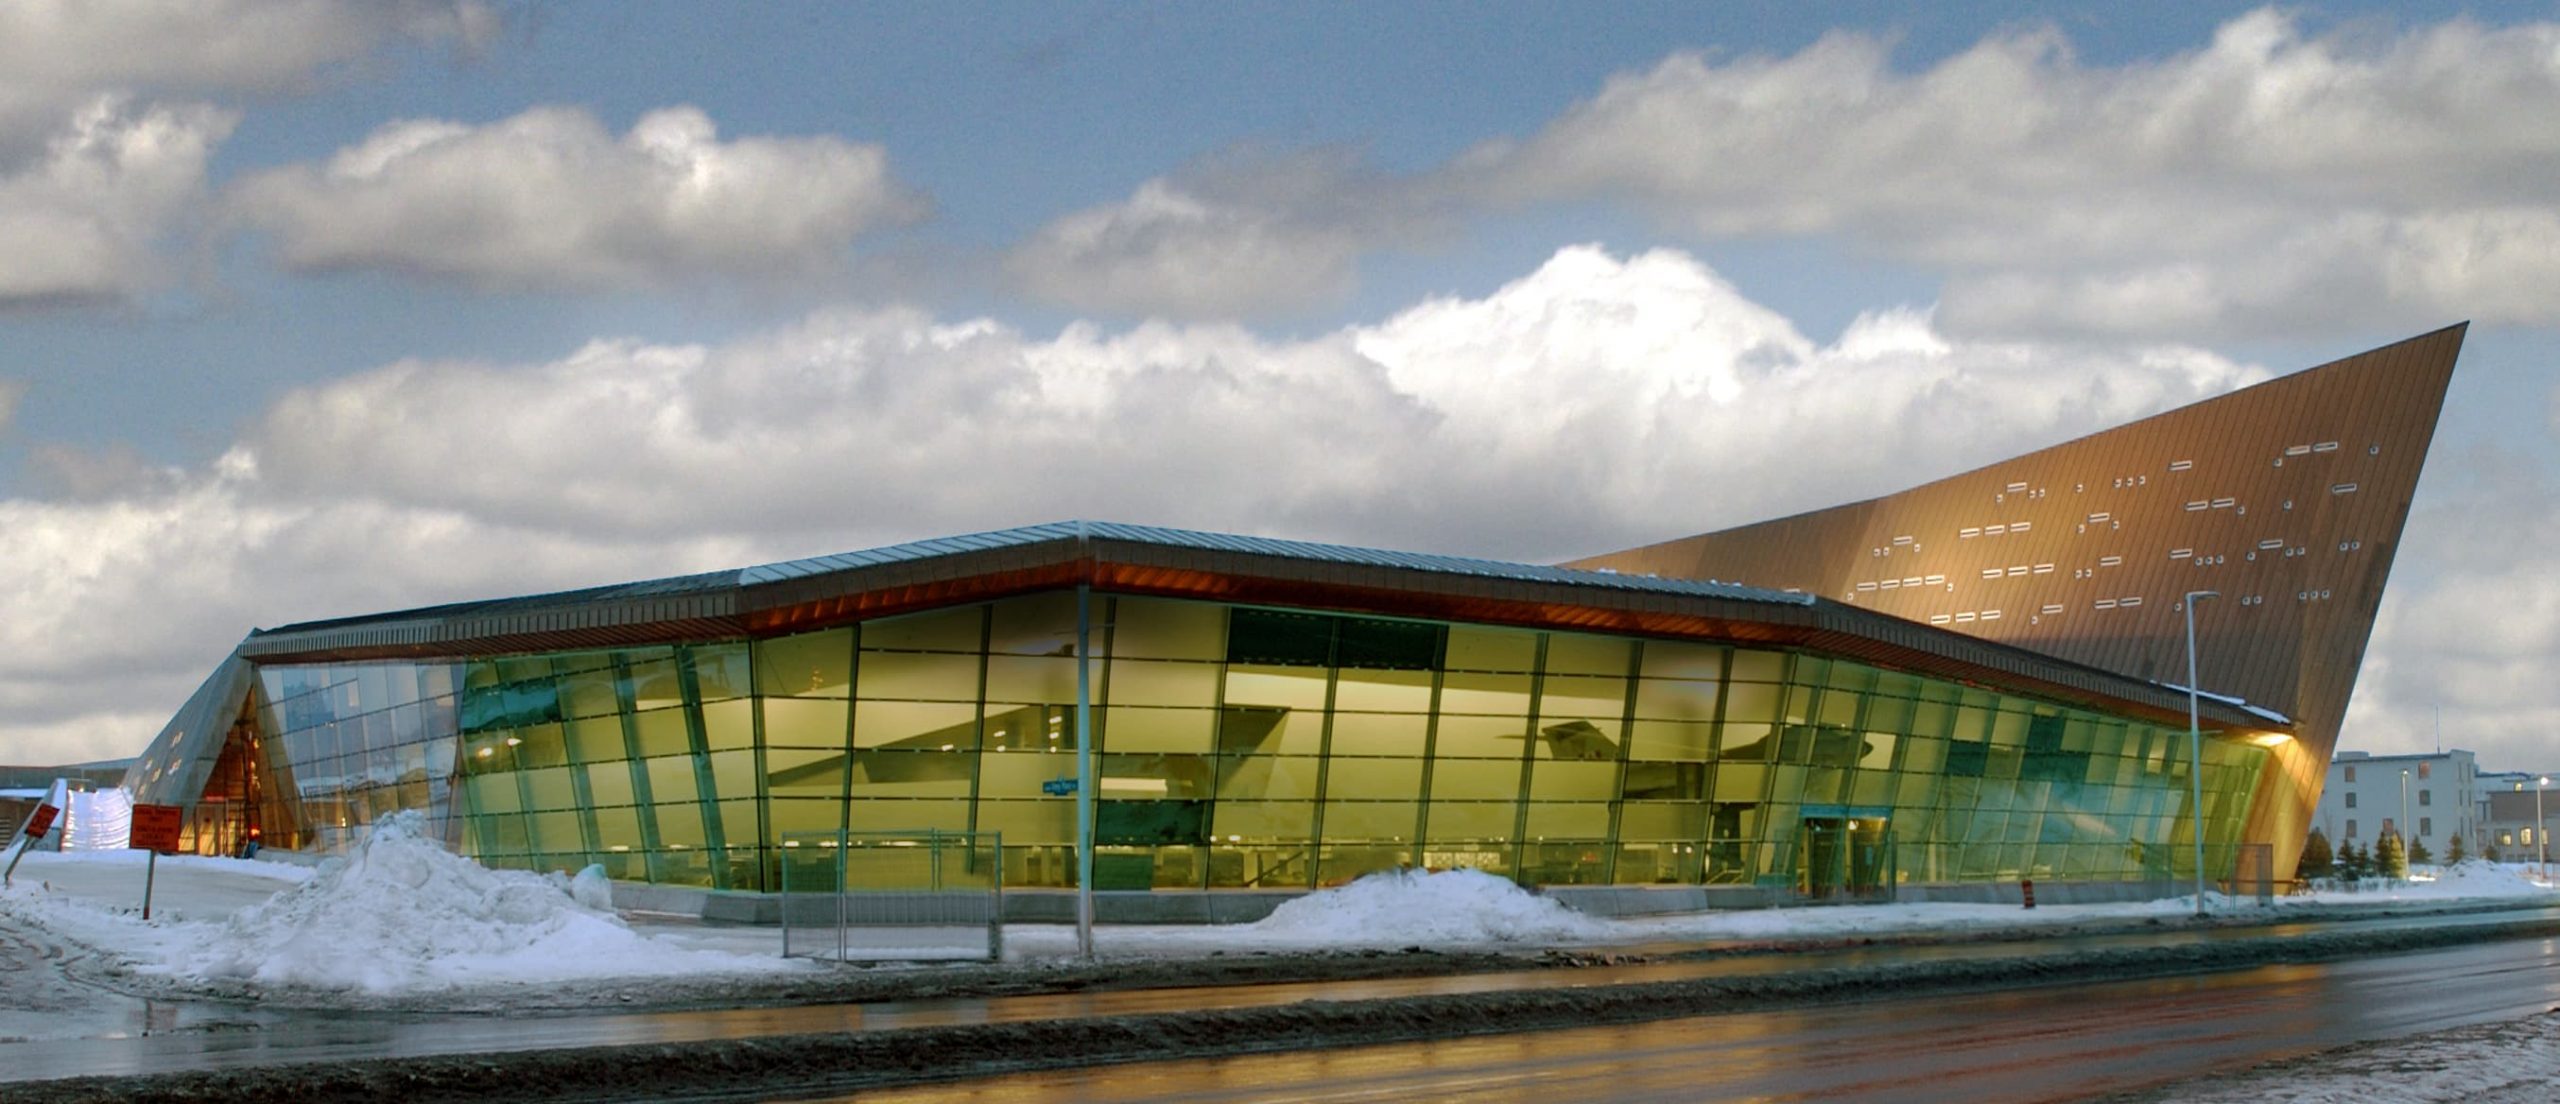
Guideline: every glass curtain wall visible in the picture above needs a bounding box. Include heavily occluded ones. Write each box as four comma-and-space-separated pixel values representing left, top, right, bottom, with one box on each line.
243, 590, 2270, 892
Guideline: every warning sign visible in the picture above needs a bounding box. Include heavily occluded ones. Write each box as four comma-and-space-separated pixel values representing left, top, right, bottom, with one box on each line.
129, 804, 183, 853
23, 804, 57, 839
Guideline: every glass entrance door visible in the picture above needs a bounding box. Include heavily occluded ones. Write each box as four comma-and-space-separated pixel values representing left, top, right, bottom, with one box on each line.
1798, 814, 1893, 901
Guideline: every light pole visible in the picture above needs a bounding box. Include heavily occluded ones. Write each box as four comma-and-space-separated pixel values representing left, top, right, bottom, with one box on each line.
2183, 589, 2217, 917
2399, 768, 2411, 880
2538, 776, 2549, 878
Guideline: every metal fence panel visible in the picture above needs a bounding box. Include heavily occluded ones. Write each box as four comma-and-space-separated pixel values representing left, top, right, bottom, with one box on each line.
780, 830, 1003, 961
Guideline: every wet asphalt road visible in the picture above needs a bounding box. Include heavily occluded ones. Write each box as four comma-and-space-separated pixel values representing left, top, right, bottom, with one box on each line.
825, 933, 2560, 1103
5, 904, 2557, 1089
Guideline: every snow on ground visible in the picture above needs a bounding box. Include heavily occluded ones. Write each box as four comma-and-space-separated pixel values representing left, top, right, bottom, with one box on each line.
0, 813, 801, 996
2116, 1011, 2560, 1103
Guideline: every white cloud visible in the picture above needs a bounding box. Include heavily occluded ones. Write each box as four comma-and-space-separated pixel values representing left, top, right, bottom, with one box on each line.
229, 105, 923, 290
1005, 150, 1444, 319
0, 0, 491, 126
1456, 10, 2560, 338
2, 245, 2278, 763
0, 0, 492, 307
1069, 10, 2560, 334
0, 95, 234, 306
2344, 449, 2560, 773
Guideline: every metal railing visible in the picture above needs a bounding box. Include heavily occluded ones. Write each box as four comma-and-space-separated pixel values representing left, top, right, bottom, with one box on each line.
779, 829, 1003, 962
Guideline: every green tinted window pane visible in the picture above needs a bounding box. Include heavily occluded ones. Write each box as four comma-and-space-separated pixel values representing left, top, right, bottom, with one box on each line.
988, 592, 1083, 655
755, 629, 852, 697
1543, 633, 1631, 677
762, 697, 848, 749
646, 755, 699, 804
1110, 597, 1226, 660
765, 748, 846, 796
511, 722, 568, 769
1332, 668, 1430, 713
1434, 713, 1529, 758
1623, 759, 1707, 801
985, 655, 1078, 704
1539, 675, 1626, 727
1424, 802, 1516, 843
849, 750, 973, 797
1329, 712, 1429, 758
688, 644, 750, 702
1444, 625, 1537, 673
1619, 802, 1705, 840
586, 762, 636, 807
863, 606, 985, 653
1429, 757, 1524, 801
1322, 802, 1418, 842
1098, 752, 1217, 799
464, 772, 520, 814
592, 805, 643, 851
1634, 678, 1720, 723
1629, 720, 1714, 762
1214, 755, 1320, 800
1335, 617, 1440, 670
623, 652, 684, 711
860, 706, 977, 758
521, 765, 577, 811
976, 752, 1068, 800
556, 667, 621, 720
1439, 672, 1531, 716
1216, 703, 1319, 756
529, 810, 585, 853
631, 708, 690, 758
1101, 707, 1216, 753
975, 799, 1074, 844
701, 698, 753, 752
1226, 609, 1333, 667
857, 652, 982, 702
1524, 803, 1609, 838
1717, 722, 1777, 761
1529, 761, 1616, 801
1724, 682, 1782, 726
1533, 715, 1622, 761
1817, 685, 1861, 727
1639, 641, 1724, 681
1324, 757, 1423, 800
1729, 650, 1786, 682
1714, 763, 1767, 803
1222, 666, 1328, 711
654, 800, 706, 848
1105, 658, 1221, 707
1212, 801, 1314, 839
708, 749, 756, 801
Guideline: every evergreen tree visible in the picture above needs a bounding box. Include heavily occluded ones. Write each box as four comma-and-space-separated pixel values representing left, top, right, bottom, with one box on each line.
2298, 829, 2335, 880
2377, 831, 2409, 879
2337, 840, 2368, 882
2447, 833, 2468, 864
2409, 836, 2434, 866
2486, 842, 2502, 862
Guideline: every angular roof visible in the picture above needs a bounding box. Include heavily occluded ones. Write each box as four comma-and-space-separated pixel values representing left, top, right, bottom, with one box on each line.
234, 520, 2270, 733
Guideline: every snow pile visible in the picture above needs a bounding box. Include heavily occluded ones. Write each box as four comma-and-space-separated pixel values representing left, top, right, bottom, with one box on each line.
1251, 868, 1607, 944
2414, 859, 2552, 896
156, 812, 792, 993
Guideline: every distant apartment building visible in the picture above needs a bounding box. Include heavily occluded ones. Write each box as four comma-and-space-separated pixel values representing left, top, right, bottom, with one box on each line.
2476, 772, 2554, 860
2315, 750, 2476, 856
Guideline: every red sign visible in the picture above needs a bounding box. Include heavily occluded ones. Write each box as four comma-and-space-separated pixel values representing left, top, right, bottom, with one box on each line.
23, 804, 57, 839
129, 804, 183, 853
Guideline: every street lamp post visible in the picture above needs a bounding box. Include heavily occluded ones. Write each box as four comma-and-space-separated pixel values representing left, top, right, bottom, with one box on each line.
2538, 776, 2550, 878
2183, 589, 2218, 918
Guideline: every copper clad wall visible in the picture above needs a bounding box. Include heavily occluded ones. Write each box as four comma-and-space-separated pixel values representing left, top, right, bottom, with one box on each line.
1568, 325, 2467, 872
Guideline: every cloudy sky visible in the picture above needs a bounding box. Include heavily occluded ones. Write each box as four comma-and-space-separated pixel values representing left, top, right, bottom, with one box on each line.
3, 2, 2556, 773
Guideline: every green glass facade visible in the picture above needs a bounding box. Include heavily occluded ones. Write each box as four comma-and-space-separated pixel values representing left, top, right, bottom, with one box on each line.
245, 590, 2268, 893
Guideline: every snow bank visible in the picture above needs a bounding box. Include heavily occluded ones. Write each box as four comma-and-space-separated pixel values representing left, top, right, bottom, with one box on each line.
1251, 868, 1607, 944
153, 812, 793, 993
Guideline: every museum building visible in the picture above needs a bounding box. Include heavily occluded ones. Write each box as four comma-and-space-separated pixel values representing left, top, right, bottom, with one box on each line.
123, 325, 2468, 903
